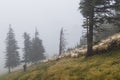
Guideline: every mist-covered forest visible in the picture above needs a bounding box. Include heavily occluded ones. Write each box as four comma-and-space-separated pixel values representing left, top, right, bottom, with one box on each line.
0, 0, 120, 80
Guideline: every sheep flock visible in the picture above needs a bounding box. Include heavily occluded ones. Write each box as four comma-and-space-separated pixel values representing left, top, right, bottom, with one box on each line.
42, 33, 120, 63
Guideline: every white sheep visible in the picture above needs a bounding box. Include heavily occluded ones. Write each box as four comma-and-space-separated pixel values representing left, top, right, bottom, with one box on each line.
70, 53, 79, 58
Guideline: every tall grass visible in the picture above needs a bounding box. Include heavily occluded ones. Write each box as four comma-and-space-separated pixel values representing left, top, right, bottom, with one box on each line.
1, 49, 120, 80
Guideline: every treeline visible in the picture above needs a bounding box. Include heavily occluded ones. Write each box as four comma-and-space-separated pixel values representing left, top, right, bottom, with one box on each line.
5, 25, 45, 73
5, 26, 66, 73
79, 0, 120, 57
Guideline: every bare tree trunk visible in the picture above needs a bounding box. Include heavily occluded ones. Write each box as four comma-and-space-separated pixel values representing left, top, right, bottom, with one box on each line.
59, 28, 64, 56
86, 9, 94, 57
59, 31, 62, 55
8, 67, 11, 73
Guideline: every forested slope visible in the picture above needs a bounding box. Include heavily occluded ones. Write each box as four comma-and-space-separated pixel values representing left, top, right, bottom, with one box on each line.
1, 33, 120, 80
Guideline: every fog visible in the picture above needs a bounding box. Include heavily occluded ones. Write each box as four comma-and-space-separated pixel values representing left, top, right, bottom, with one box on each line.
0, 0, 83, 73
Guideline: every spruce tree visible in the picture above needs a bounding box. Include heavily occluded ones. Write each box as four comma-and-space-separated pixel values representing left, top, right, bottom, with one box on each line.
31, 29, 45, 63
5, 25, 20, 73
23, 32, 32, 64
79, 0, 120, 57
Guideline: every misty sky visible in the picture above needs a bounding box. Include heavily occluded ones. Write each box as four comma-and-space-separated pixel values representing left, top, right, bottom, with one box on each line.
0, 0, 83, 71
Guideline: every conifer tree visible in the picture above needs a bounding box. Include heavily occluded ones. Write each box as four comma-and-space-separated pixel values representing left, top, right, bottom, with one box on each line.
23, 32, 32, 64
5, 25, 20, 73
79, 0, 120, 57
31, 29, 45, 63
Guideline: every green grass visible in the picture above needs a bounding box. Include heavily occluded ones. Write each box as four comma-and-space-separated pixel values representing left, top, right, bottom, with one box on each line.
1, 49, 120, 80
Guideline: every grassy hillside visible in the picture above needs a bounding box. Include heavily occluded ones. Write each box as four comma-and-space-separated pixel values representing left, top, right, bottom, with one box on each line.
1, 49, 120, 80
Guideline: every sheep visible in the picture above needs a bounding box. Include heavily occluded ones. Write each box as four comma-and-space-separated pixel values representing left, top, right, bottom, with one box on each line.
79, 49, 87, 55
41, 59, 49, 63
70, 53, 79, 58
40, 33, 120, 63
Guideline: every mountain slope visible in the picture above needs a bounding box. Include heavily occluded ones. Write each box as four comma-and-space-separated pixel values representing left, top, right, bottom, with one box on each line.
2, 33, 120, 80
1, 48, 120, 80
